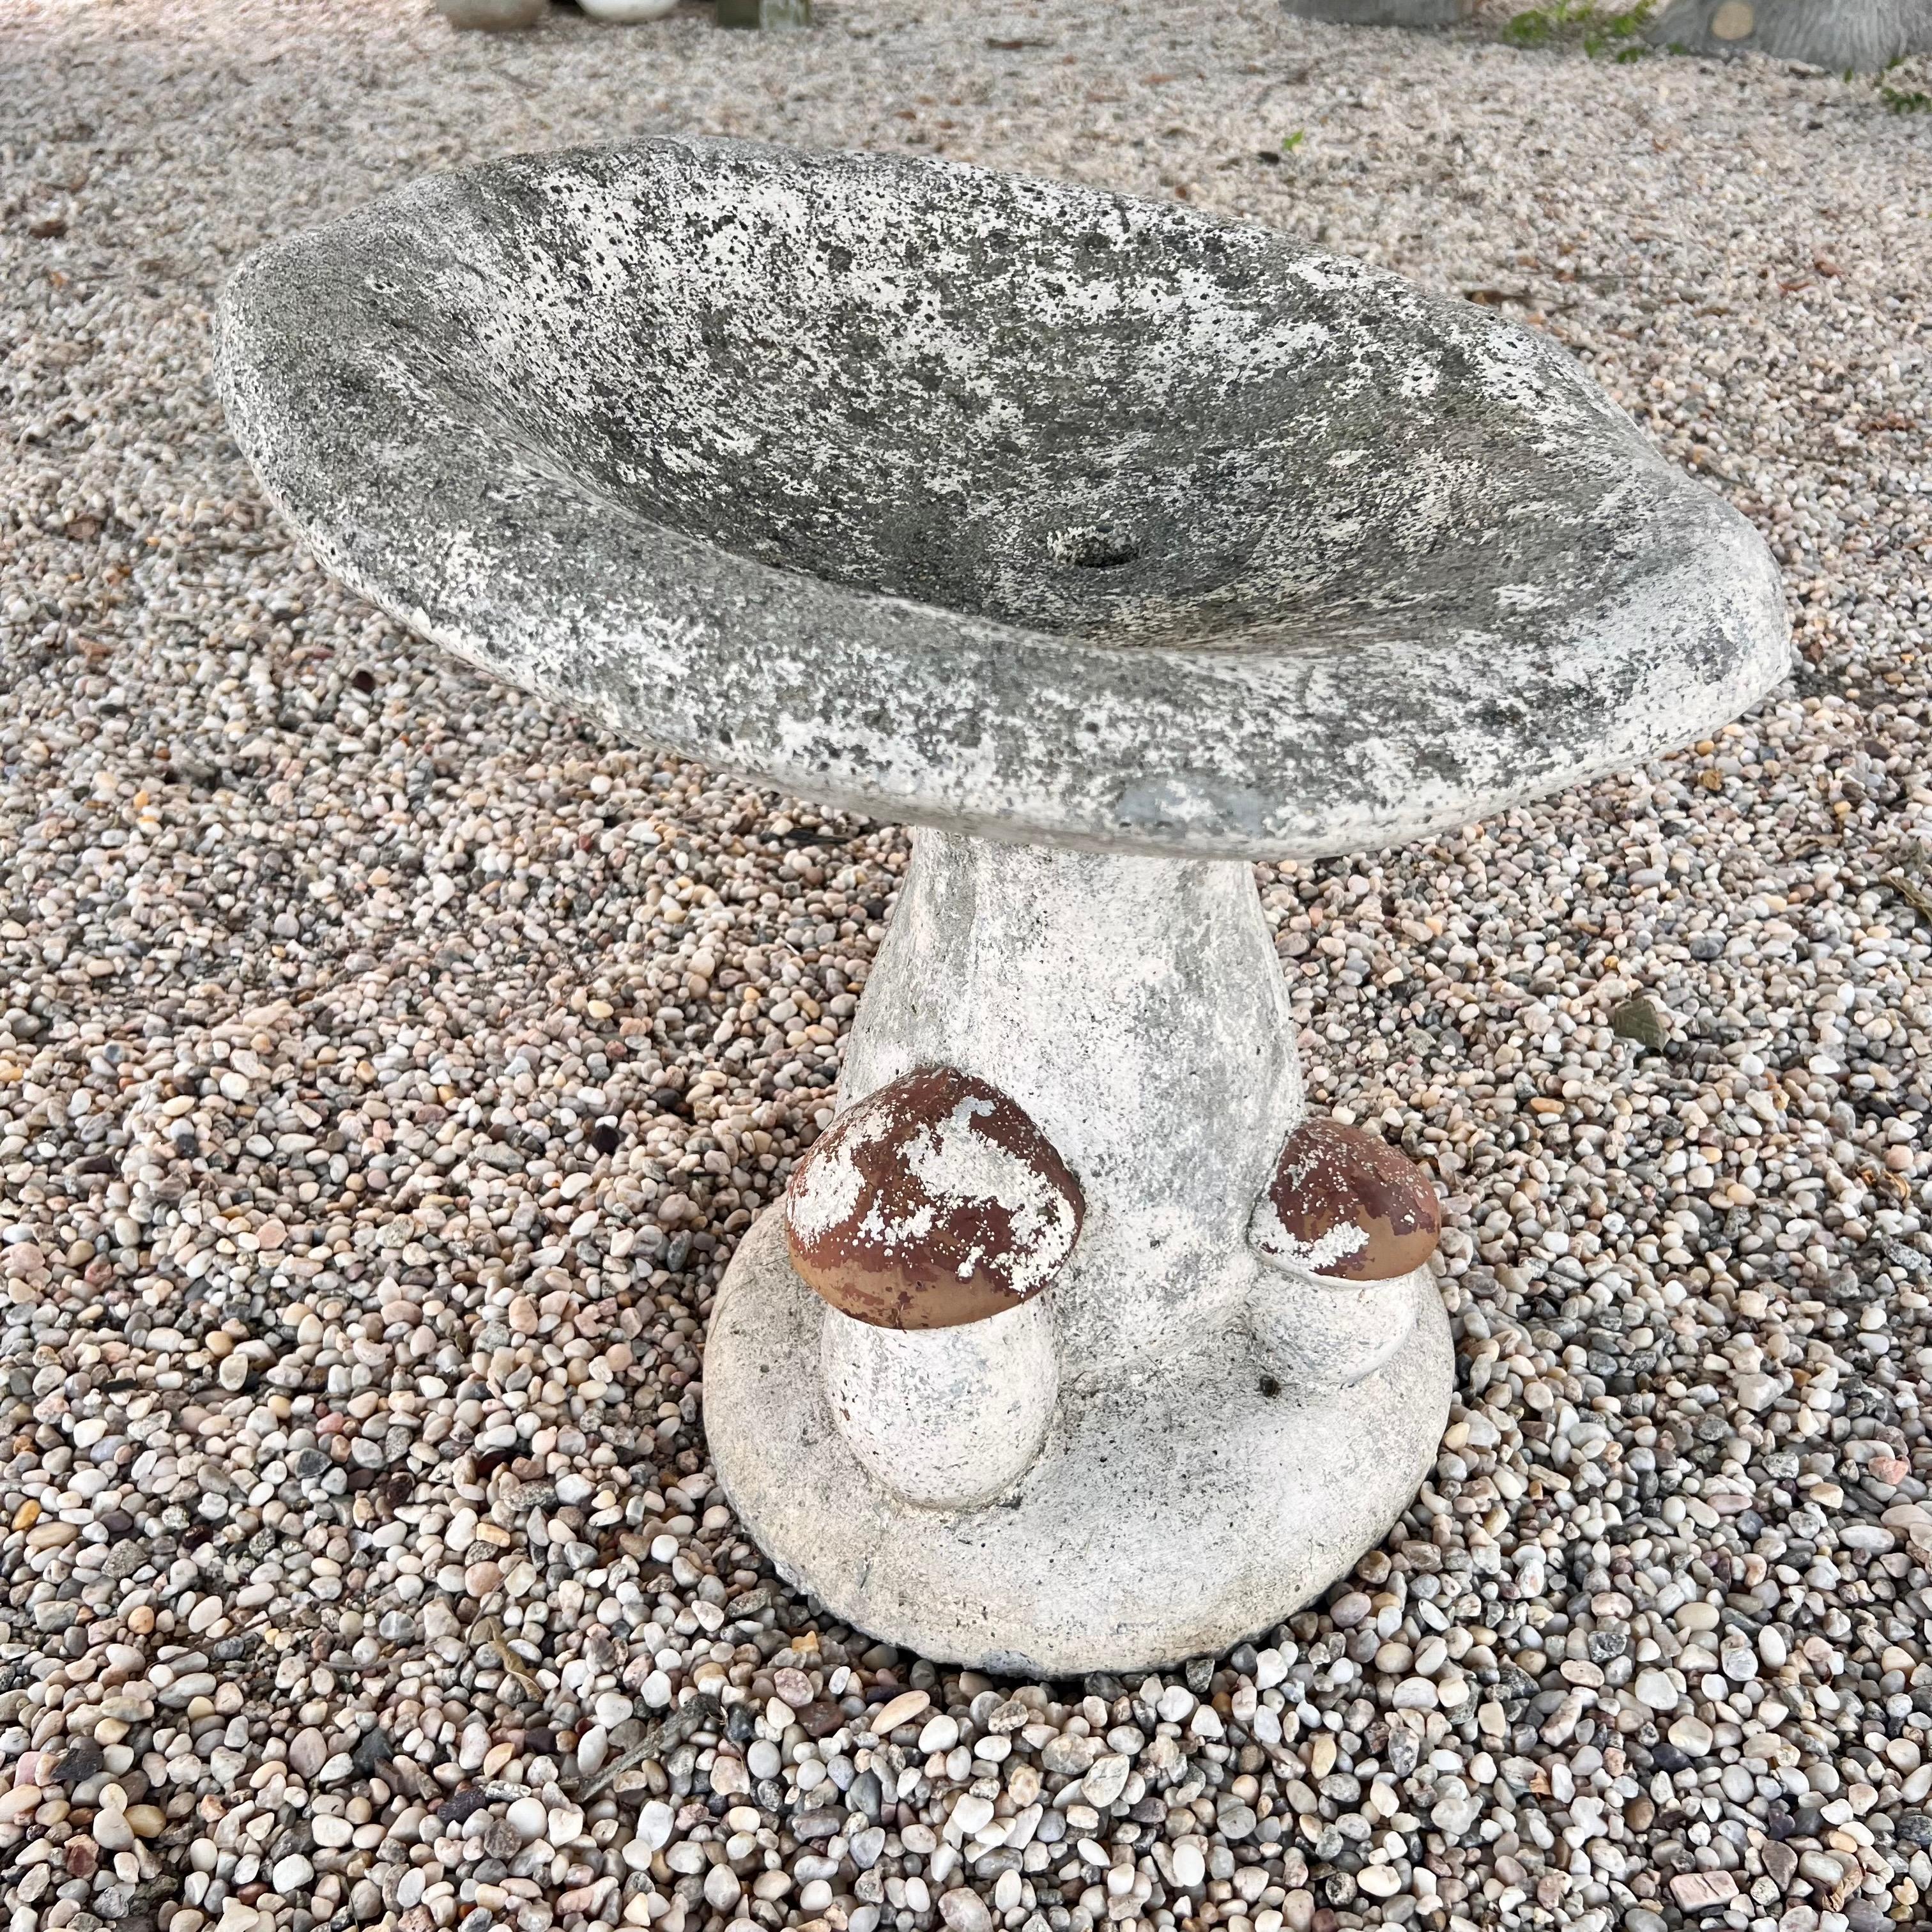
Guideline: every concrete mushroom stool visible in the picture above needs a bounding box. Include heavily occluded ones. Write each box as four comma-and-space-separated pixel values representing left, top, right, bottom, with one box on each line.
215, 136, 1789, 1675
1647, 0, 1932, 67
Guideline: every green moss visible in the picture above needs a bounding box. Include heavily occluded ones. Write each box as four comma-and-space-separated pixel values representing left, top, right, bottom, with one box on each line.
1503, 0, 1655, 56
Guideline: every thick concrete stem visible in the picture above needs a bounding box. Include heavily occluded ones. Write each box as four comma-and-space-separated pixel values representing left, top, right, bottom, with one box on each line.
840, 828, 1301, 1377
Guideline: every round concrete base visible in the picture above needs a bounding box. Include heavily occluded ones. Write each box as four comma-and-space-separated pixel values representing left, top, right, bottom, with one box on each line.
705, 1208, 1455, 1678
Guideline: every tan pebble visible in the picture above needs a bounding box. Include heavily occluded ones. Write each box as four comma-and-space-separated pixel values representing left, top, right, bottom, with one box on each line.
866, 1689, 931, 1735
125, 1804, 167, 1839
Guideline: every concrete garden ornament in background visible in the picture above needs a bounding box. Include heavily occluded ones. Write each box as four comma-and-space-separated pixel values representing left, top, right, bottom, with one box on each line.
215, 135, 1789, 1675
434, 0, 545, 29
716, 0, 812, 27
1283, 0, 1473, 26
1646, 0, 1932, 67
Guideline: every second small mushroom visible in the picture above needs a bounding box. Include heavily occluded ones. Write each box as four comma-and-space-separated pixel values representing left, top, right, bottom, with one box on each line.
1250, 1116, 1441, 1280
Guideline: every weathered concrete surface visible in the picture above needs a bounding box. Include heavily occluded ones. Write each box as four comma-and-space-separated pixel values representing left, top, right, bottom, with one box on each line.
709, 1203, 1453, 1675
819, 1294, 1061, 1513
835, 834, 1308, 1381
1649, 0, 1932, 68
217, 135, 1790, 863
705, 829, 1448, 1668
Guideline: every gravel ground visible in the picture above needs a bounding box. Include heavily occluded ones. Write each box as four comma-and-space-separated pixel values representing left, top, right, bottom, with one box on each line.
2, 6, 1932, 1932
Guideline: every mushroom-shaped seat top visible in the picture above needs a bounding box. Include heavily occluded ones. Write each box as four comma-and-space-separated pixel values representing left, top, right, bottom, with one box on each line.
217, 136, 1788, 860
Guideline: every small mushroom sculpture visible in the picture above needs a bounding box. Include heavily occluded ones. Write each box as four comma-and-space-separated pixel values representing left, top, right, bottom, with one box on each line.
1250, 1117, 1441, 1280
786, 1067, 1082, 1510
1246, 1118, 1444, 1395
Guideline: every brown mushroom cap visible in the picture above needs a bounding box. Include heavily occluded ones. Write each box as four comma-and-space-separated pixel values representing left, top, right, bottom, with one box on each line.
1250, 1116, 1441, 1282
785, 1066, 1084, 1330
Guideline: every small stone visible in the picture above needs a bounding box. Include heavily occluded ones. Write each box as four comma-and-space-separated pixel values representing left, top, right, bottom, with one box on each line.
1156, 1683, 1197, 1722
272, 1853, 315, 1892
951, 1793, 995, 1834
1216, 1797, 1257, 1840
1081, 1753, 1131, 1807
867, 1689, 931, 1735
1610, 994, 1667, 1050
635, 1800, 675, 1851
1667, 1715, 1714, 1754
1669, 1871, 1738, 1912
772, 1666, 814, 1707
92, 1809, 134, 1851
939, 1889, 993, 1932
1634, 1669, 1679, 1710
507, 1795, 548, 1842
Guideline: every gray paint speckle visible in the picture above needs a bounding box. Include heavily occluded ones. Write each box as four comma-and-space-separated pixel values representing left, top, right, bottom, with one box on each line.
215, 135, 1790, 862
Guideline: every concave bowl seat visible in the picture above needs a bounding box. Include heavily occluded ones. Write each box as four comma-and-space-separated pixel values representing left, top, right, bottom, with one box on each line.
218, 139, 1791, 1673
217, 135, 1787, 862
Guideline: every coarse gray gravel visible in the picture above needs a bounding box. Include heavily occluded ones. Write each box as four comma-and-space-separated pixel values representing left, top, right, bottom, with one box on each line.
1, 7, 1931, 1932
